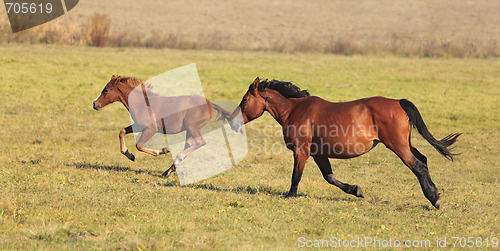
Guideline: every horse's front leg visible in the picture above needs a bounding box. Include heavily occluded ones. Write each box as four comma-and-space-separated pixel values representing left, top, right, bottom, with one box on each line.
119, 125, 136, 161
285, 143, 311, 198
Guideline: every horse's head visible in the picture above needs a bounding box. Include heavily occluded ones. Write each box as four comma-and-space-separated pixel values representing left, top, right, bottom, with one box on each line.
229, 77, 268, 132
93, 75, 128, 111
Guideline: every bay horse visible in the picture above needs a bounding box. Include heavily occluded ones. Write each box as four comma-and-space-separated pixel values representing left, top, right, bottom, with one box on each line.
93, 75, 231, 177
229, 77, 461, 209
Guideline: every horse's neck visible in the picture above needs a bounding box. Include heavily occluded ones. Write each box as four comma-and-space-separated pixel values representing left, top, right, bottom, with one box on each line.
116, 83, 136, 111
266, 91, 295, 126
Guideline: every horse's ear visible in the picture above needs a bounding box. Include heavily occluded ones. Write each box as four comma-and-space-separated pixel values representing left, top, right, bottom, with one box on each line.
253, 77, 260, 85
251, 77, 260, 91
111, 74, 117, 79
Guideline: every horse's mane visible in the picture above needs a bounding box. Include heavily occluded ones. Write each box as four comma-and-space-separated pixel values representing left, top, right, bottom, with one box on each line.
255, 79, 310, 98
113, 75, 159, 95
120, 76, 153, 89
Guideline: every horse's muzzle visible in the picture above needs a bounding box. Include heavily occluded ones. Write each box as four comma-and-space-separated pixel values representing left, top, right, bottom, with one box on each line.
92, 101, 100, 111
229, 119, 242, 133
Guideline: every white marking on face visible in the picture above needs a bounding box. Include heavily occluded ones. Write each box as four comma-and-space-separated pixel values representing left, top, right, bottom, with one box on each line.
93, 87, 106, 102
93, 93, 102, 102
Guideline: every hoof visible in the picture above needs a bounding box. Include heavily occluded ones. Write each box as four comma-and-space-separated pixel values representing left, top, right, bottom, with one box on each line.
355, 186, 364, 198
284, 193, 297, 199
125, 150, 135, 161
162, 166, 175, 178
161, 147, 170, 154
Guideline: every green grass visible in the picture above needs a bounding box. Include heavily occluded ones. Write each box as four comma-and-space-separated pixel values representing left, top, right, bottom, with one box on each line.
0, 44, 498, 249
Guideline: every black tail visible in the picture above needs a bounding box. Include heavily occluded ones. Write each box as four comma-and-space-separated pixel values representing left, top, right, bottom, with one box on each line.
211, 103, 231, 122
399, 99, 461, 161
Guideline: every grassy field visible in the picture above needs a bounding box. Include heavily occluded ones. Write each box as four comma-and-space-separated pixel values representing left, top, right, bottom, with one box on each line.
0, 44, 499, 249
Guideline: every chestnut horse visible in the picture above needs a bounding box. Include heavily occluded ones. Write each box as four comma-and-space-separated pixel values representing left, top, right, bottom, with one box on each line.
93, 75, 231, 177
229, 77, 460, 208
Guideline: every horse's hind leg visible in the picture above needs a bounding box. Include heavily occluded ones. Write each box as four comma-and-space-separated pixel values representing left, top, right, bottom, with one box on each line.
136, 125, 170, 157
312, 156, 364, 198
385, 139, 441, 209
162, 132, 194, 177
162, 131, 206, 177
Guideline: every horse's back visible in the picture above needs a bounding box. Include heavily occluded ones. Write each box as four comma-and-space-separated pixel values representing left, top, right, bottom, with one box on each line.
296, 96, 401, 119
130, 94, 211, 133
291, 96, 405, 156
329, 96, 408, 135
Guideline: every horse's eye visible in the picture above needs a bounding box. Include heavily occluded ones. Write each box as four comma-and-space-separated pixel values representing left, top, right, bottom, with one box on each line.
103, 89, 109, 94
243, 98, 248, 103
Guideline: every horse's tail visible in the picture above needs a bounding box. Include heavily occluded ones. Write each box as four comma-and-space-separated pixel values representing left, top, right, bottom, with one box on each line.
210, 102, 231, 122
399, 99, 461, 161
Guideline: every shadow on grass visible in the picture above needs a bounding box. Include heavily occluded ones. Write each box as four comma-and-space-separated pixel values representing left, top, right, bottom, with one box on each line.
189, 183, 285, 197
68, 162, 164, 177
370, 196, 434, 211
310, 194, 362, 203
68, 162, 370, 202
154, 179, 291, 196
186, 183, 356, 202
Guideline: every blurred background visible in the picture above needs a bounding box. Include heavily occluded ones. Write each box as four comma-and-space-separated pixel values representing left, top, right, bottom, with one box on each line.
1, 0, 499, 57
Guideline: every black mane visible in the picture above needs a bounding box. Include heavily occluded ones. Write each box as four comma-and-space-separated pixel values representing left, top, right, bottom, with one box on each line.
255, 79, 310, 98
